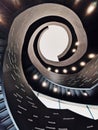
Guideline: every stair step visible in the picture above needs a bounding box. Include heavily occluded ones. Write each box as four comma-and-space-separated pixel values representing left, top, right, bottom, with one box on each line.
0, 102, 5, 109
0, 99, 4, 103
0, 107, 7, 113
6, 123, 14, 130
0, 115, 10, 123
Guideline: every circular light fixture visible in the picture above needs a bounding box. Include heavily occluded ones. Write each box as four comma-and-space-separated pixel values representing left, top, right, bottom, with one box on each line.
86, 2, 97, 16
63, 69, 68, 74
67, 90, 71, 96
55, 69, 59, 73
53, 87, 58, 92
83, 91, 88, 97
72, 48, 76, 53
75, 41, 79, 46
42, 81, 47, 87
71, 66, 77, 71
80, 61, 86, 67
47, 67, 51, 71
33, 74, 38, 80
88, 53, 95, 59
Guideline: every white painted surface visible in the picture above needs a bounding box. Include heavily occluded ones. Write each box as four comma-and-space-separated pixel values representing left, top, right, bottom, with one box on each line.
33, 90, 98, 120
39, 25, 69, 62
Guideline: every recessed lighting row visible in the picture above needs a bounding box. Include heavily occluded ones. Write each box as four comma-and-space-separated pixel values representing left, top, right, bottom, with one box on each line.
32, 75, 48, 87
47, 64, 84, 74
47, 53, 96, 74
43, 85, 88, 97
72, 42, 96, 59
72, 48, 96, 59
47, 66, 77, 74
32, 74, 88, 97
42, 83, 88, 97
72, 41, 79, 53
72, 41, 96, 59
54, 68, 68, 74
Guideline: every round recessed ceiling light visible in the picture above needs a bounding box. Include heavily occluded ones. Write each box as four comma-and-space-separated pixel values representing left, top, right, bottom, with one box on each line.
83, 92, 88, 96
33, 74, 38, 80
42, 81, 47, 87
63, 69, 68, 74
72, 48, 76, 53
67, 90, 71, 96
47, 67, 51, 71
88, 53, 95, 59
71, 66, 77, 71
80, 61, 86, 67
55, 69, 59, 73
86, 2, 97, 15
75, 41, 80, 46
53, 87, 58, 93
